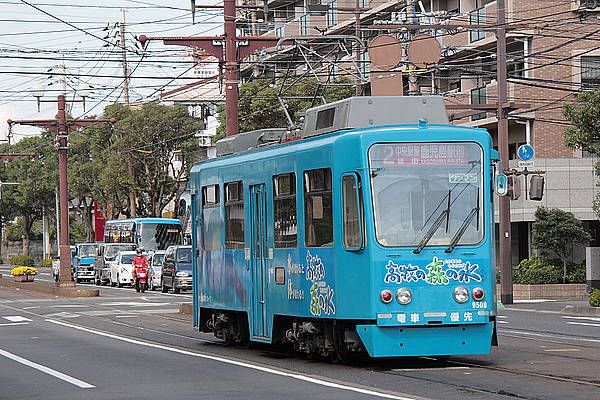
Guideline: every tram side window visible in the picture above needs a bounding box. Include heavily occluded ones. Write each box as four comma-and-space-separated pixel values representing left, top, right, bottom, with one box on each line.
304, 168, 333, 247
202, 185, 222, 251
225, 181, 244, 249
342, 174, 363, 249
273, 173, 297, 248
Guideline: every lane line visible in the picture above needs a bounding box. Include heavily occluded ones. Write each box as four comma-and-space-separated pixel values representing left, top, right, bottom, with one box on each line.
502, 329, 600, 344
566, 322, 600, 328
562, 316, 600, 322
0, 348, 95, 389
47, 319, 419, 400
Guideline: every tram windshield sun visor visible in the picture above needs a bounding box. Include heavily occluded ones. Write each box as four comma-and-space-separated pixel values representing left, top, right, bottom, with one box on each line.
369, 142, 484, 248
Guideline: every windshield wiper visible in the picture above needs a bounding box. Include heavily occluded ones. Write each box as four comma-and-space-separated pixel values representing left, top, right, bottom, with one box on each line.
445, 190, 480, 253
413, 190, 451, 254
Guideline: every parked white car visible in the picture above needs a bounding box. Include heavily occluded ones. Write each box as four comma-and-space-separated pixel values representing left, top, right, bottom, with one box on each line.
148, 251, 165, 291
110, 251, 137, 288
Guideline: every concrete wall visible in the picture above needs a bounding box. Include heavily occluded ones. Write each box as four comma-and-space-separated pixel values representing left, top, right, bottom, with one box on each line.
496, 284, 588, 300
0, 240, 45, 264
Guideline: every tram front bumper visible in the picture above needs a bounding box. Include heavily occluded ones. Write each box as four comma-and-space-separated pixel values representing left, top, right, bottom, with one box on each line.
356, 323, 493, 357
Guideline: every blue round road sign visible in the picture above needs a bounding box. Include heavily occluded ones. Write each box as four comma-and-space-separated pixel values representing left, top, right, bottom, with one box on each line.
517, 144, 534, 161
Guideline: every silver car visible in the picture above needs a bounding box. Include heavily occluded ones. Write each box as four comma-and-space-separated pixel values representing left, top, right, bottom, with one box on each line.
148, 251, 165, 291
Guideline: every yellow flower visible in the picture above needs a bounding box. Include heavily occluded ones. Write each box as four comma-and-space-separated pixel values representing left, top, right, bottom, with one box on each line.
10, 266, 38, 276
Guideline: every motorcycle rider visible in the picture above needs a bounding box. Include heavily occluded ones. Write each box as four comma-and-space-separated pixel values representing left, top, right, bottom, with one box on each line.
131, 248, 148, 289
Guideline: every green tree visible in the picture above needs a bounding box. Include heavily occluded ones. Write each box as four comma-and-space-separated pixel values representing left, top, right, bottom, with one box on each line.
86, 102, 203, 218
215, 77, 355, 141
532, 206, 591, 283
563, 90, 600, 215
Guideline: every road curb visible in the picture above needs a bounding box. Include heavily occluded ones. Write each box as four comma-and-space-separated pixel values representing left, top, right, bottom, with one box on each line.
0, 275, 99, 297
179, 302, 193, 315
561, 305, 600, 317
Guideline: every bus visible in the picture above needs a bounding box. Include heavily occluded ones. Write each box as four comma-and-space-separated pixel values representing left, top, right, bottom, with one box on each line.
189, 96, 499, 360
103, 218, 183, 252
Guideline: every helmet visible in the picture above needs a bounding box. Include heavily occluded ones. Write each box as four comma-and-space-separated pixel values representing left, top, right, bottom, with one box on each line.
136, 248, 142, 255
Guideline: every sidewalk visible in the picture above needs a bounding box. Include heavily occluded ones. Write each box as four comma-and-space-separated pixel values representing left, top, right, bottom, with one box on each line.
500, 298, 600, 317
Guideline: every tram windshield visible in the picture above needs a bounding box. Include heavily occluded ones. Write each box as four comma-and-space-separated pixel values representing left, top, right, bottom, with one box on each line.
369, 142, 484, 248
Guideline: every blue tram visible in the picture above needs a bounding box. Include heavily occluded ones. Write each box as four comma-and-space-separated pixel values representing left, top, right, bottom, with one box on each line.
190, 96, 498, 359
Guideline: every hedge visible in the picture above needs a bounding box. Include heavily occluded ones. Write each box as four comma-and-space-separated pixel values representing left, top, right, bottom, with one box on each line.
590, 289, 600, 307
38, 259, 54, 268
513, 256, 586, 284
9, 255, 35, 267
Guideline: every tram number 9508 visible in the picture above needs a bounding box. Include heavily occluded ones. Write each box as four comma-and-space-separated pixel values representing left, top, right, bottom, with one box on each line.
472, 301, 488, 309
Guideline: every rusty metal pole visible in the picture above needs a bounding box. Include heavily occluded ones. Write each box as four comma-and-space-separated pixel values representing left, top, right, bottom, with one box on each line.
57, 95, 74, 286
497, 0, 513, 304
355, 0, 361, 96
224, 0, 239, 137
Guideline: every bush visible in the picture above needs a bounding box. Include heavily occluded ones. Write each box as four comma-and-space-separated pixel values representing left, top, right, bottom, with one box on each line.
590, 289, 600, 307
9, 255, 35, 267
513, 257, 586, 284
0, 256, 3, 264
38, 259, 54, 268
514, 257, 562, 284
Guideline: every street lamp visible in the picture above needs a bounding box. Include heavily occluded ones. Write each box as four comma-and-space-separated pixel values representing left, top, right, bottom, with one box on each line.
31, 84, 45, 112
76, 84, 92, 112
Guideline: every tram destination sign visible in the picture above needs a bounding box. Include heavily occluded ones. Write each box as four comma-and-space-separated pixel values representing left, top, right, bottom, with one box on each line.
376, 143, 468, 166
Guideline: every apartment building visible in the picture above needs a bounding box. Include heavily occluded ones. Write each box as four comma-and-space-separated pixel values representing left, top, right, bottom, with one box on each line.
246, 0, 600, 263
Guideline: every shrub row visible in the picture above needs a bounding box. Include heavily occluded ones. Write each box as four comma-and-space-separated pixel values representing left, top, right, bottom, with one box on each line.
9, 255, 35, 267
590, 289, 600, 307
6, 255, 56, 268
513, 257, 586, 285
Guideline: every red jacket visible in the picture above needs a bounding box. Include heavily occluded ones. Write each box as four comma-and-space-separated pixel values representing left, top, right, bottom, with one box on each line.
132, 254, 148, 268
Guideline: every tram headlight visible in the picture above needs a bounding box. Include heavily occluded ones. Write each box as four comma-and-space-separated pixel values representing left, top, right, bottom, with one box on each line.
472, 287, 485, 301
453, 286, 469, 303
380, 289, 393, 303
395, 287, 412, 305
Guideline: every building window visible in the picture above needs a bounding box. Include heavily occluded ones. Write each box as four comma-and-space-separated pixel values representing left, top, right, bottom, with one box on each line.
471, 86, 487, 121
300, 14, 309, 35
359, 50, 369, 76
225, 181, 244, 249
202, 185, 222, 251
304, 168, 333, 247
327, 0, 338, 28
581, 56, 600, 89
359, 0, 368, 8
273, 173, 297, 248
469, 7, 485, 42
276, 26, 283, 37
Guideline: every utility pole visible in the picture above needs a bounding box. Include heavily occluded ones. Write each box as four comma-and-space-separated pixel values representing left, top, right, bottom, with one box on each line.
355, 0, 361, 95
139, 0, 280, 137
496, 0, 513, 305
8, 96, 115, 286
121, 11, 136, 217
121, 10, 130, 106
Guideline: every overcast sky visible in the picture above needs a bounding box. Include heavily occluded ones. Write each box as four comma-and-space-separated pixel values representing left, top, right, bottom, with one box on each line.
0, 0, 223, 139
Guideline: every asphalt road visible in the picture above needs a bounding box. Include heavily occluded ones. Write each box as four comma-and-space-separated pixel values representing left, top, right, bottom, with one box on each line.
1, 268, 599, 400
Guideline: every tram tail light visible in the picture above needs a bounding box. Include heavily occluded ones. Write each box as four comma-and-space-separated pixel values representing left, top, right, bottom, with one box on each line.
472, 287, 485, 301
395, 287, 412, 305
380, 289, 393, 303
453, 286, 469, 303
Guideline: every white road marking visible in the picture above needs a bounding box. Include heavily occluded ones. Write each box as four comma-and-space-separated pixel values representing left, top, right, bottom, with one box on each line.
3, 316, 32, 322
562, 316, 600, 322
503, 329, 600, 344
100, 302, 172, 307
392, 367, 469, 371
44, 312, 80, 319
0, 322, 29, 327
566, 322, 600, 328
47, 319, 417, 400
497, 321, 509, 324
496, 315, 507, 319
0, 348, 94, 389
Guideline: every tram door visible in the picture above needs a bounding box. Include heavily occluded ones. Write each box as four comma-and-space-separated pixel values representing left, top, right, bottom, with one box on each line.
249, 184, 268, 338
